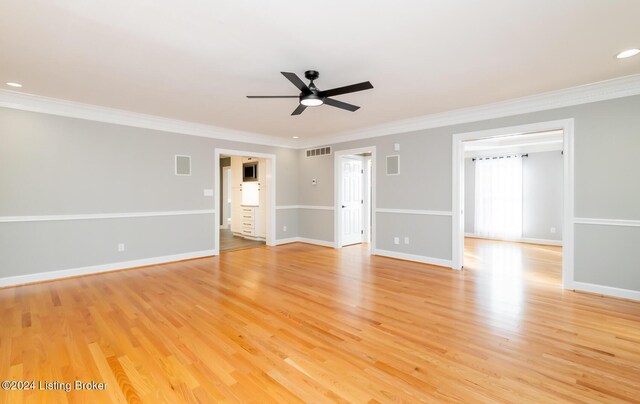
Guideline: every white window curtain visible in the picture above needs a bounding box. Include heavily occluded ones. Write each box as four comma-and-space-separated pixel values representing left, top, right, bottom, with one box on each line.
474, 156, 523, 239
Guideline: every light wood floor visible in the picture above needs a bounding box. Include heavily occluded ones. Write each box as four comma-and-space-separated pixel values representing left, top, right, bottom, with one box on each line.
1, 239, 639, 403
219, 228, 265, 252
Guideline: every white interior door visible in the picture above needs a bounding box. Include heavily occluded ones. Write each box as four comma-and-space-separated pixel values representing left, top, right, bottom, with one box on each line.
341, 157, 364, 246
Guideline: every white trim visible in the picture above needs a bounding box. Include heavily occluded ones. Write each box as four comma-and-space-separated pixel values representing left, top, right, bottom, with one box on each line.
0, 209, 215, 223
373, 249, 452, 268
464, 140, 563, 158
452, 119, 575, 291
275, 205, 334, 210
376, 208, 452, 216
464, 233, 563, 246
0, 250, 215, 288
0, 90, 294, 148
3, 75, 640, 150
574, 217, 640, 227
297, 238, 336, 248
274, 237, 300, 245
334, 146, 377, 251
214, 148, 277, 256
572, 281, 640, 302
274, 237, 335, 248
299, 74, 640, 148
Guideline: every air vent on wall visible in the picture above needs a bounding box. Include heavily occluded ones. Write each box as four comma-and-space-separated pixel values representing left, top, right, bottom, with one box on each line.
175, 155, 191, 176
306, 146, 332, 157
386, 155, 400, 175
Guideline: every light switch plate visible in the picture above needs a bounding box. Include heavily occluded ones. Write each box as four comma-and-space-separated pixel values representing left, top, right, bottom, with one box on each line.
203, 189, 214, 197
394, 143, 400, 152
394, 237, 400, 245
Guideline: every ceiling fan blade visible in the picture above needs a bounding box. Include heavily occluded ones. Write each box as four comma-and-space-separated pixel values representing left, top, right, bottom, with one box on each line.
281, 72, 311, 94
246, 95, 298, 98
323, 97, 360, 112
291, 104, 307, 115
319, 81, 373, 98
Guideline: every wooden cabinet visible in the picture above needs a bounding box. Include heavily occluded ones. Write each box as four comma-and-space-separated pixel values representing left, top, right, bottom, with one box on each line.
229, 156, 266, 240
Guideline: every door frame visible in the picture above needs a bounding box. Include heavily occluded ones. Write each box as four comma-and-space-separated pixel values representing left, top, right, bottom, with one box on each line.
334, 146, 377, 251
221, 166, 231, 229
362, 156, 372, 243
451, 119, 574, 289
214, 148, 276, 255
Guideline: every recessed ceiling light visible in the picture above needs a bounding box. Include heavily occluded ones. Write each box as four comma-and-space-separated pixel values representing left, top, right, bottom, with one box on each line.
6, 82, 22, 88
292, 136, 299, 139
616, 49, 640, 59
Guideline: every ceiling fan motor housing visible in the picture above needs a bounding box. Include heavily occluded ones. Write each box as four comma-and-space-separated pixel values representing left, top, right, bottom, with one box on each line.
304, 70, 320, 81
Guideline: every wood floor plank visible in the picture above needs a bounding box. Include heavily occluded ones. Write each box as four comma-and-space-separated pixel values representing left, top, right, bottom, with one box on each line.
1, 239, 640, 402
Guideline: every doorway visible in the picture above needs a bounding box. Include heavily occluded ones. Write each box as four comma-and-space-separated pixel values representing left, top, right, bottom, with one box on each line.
334, 146, 376, 250
452, 119, 575, 289
214, 149, 276, 255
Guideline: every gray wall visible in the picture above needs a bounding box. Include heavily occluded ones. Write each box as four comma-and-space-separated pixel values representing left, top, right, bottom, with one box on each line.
0, 107, 299, 278
297, 95, 640, 292
464, 151, 564, 240
3, 93, 640, 293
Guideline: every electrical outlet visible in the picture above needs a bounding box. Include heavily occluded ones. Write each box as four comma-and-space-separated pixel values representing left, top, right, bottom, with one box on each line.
117, 243, 125, 252
203, 189, 214, 197
404, 237, 410, 244
550, 227, 556, 234
283, 225, 287, 232
394, 237, 400, 245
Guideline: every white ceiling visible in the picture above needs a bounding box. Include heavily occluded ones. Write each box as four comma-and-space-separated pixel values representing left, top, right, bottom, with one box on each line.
1, 0, 639, 140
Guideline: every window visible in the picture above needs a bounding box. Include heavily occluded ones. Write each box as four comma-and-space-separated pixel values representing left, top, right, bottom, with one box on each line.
474, 156, 523, 238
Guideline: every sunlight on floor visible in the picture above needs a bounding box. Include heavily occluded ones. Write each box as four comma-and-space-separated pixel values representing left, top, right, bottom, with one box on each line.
464, 238, 563, 332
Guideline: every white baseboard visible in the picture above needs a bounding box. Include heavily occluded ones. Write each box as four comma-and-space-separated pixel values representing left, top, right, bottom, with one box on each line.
572, 281, 640, 302
465, 233, 562, 246
298, 237, 335, 248
0, 250, 215, 288
275, 237, 335, 248
274, 237, 300, 245
373, 249, 452, 268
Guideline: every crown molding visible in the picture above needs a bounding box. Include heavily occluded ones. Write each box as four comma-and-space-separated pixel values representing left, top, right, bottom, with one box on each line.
2, 74, 640, 150
299, 74, 640, 148
0, 90, 296, 148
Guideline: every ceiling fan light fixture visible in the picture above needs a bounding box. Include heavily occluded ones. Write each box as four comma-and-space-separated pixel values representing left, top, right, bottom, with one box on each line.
300, 93, 323, 107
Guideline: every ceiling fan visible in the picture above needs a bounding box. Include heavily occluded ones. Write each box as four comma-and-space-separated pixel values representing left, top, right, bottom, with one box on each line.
247, 70, 373, 115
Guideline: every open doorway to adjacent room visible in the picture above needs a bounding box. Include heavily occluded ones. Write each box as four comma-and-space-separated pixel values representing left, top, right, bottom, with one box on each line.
452, 120, 575, 290
334, 146, 376, 250
215, 149, 276, 253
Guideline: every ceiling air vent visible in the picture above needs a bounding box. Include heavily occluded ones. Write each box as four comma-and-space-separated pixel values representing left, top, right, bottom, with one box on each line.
306, 146, 332, 158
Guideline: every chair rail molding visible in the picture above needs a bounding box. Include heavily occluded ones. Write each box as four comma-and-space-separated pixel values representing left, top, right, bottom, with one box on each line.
574, 217, 640, 227
0, 209, 216, 223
